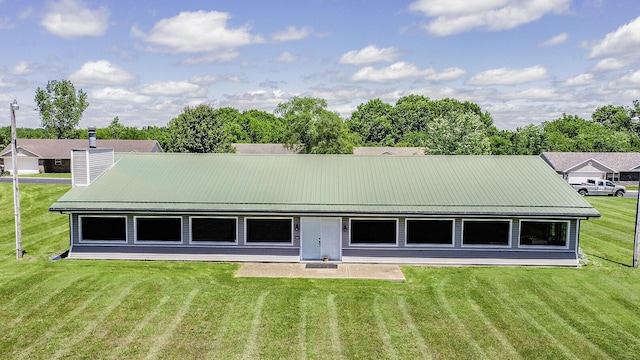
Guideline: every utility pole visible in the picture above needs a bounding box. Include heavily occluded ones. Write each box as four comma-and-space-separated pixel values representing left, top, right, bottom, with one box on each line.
10, 99, 22, 260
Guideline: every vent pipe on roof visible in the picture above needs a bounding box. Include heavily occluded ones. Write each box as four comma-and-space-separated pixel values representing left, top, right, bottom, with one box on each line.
88, 126, 96, 148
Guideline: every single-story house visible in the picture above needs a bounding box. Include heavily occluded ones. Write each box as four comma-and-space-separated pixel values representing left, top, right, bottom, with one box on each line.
353, 147, 425, 155
540, 152, 640, 184
0, 139, 162, 174
49, 150, 599, 266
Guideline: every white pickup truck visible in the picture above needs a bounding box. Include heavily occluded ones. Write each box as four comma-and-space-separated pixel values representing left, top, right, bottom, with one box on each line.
571, 179, 626, 197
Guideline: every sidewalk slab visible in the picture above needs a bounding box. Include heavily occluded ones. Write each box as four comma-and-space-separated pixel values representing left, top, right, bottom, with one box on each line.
235, 263, 405, 281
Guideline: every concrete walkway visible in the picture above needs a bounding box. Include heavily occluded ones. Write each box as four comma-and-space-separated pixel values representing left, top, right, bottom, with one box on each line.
235, 263, 405, 281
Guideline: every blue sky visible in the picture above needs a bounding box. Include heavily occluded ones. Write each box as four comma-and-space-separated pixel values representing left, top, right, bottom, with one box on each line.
2, 0, 640, 130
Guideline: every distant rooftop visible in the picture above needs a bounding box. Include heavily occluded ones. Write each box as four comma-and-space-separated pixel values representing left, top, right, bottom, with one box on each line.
232, 143, 298, 154
353, 147, 424, 156
0, 139, 162, 158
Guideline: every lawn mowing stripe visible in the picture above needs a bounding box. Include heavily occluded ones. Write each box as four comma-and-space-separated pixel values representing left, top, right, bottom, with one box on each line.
373, 295, 398, 360
241, 290, 269, 360
107, 295, 171, 359
7, 273, 93, 329
14, 281, 112, 360
466, 299, 522, 360
204, 297, 237, 357
526, 289, 614, 359
397, 297, 432, 360
298, 295, 307, 360
536, 278, 640, 349
483, 280, 581, 359
0, 265, 46, 289
434, 279, 487, 359
0, 271, 86, 314
144, 289, 199, 360
327, 294, 344, 360
50, 280, 142, 360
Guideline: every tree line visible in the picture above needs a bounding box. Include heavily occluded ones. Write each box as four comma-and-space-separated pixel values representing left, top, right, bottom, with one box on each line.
2, 79, 640, 155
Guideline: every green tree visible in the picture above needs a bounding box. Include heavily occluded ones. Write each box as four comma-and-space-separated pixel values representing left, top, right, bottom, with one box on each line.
423, 111, 490, 155
542, 114, 633, 152
34, 79, 89, 139
276, 97, 354, 154
592, 105, 630, 131
241, 109, 286, 143
512, 124, 545, 155
347, 99, 396, 145
488, 128, 514, 155
107, 116, 125, 139
165, 104, 233, 153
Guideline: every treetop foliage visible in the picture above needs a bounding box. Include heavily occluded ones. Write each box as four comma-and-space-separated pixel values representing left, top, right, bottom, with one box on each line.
15, 79, 640, 155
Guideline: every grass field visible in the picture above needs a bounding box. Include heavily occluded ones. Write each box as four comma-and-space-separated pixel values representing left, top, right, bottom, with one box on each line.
0, 184, 639, 359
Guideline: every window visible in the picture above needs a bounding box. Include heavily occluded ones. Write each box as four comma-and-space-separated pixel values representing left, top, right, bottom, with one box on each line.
191, 217, 237, 243
80, 216, 126, 242
462, 220, 510, 246
520, 221, 568, 247
54, 159, 62, 166
246, 218, 292, 243
406, 219, 453, 245
136, 217, 182, 242
350, 219, 397, 245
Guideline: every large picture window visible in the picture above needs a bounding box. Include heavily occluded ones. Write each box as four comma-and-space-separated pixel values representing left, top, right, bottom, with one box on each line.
406, 219, 453, 245
462, 220, 510, 246
80, 216, 127, 242
520, 221, 568, 247
246, 218, 292, 243
136, 217, 182, 242
191, 217, 237, 243
350, 219, 397, 245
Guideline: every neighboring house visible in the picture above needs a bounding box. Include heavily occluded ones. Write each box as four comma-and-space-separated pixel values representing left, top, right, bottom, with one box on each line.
50, 151, 599, 266
353, 147, 425, 155
0, 139, 162, 174
540, 152, 640, 184
232, 143, 298, 154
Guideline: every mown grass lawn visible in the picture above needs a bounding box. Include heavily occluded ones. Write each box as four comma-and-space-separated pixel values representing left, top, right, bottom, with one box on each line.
0, 183, 639, 359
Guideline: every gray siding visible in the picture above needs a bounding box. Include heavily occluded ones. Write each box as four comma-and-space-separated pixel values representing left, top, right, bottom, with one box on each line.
68, 213, 582, 266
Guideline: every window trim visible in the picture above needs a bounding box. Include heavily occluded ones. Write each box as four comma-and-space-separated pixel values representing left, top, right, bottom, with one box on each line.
244, 217, 294, 245
78, 215, 128, 243
348, 218, 399, 247
189, 216, 238, 245
405, 218, 455, 247
134, 216, 183, 244
461, 219, 512, 248
518, 219, 570, 250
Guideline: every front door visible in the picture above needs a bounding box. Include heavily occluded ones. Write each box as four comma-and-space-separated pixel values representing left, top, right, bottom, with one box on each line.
301, 217, 342, 260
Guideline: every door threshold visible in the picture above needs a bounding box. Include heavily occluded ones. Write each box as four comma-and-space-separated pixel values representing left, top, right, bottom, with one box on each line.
305, 263, 339, 269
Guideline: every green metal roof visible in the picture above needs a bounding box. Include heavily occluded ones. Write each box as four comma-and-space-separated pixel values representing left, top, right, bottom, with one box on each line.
50, 153, 600, 218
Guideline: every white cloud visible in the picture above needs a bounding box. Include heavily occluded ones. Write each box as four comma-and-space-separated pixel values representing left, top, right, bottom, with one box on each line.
539, 32, 568, 47
501, 87, 572, 101
11, 61, 37, 75
276, 52, 297, 63
618, 70, 640, 87
131, 11, 257, 53
222, 89, 291, 111
339, 45, 400, 65
140, 81, 205, 97
466, 65, 549, 85
563, 73, 595, 86
181, 51, 241, 64
90, 87, 150, 104
409, 0, 571, 36
41, 0, 109, 38
589, 16, 640, 59
350, 62, 465, 83
69, 60, 135, 86
271, 26, 312, 42
190, 74, 245, 85
592, 57, 627, 71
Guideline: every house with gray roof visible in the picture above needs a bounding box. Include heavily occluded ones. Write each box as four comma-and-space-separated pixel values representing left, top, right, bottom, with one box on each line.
540, 152, 640, 184
0, 139, 162, 174
49, 150, 599, 266
353, 147, 424, 155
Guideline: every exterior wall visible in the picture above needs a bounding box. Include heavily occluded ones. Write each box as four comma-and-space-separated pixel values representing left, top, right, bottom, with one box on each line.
2, 156, 39, 174
72, 149, 114, 186
41, 159, 71, 173
68, 213, 581, 266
